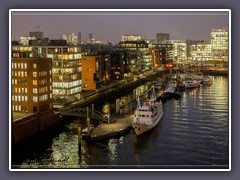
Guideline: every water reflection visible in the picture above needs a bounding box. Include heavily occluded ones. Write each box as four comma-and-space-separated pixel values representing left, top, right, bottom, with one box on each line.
12, 76, 229, 168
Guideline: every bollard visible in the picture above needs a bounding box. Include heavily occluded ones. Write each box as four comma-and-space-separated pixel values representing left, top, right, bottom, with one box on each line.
77, 124, 82, 155
87, 106, 90, 136
92, 104, 94, 116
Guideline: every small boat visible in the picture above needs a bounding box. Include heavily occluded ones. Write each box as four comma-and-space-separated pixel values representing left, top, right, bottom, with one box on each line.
132, 86, 163, 136
162, 85, 181, 99
184, 78, 201, 89
202, 76, 213, 85
175, 81, 185, 92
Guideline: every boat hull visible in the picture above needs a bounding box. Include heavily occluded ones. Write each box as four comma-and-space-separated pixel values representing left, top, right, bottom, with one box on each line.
184, 81, 201, 89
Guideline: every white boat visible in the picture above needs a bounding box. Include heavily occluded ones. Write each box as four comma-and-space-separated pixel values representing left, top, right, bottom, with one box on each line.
184, 78, 201, 89
202, 76, 213, 85
132, 86, 163, 136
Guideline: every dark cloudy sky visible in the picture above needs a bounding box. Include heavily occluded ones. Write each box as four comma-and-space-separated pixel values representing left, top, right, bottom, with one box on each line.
11, 10, 229, 43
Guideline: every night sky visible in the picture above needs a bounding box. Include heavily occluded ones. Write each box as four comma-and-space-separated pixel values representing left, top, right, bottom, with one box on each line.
11, 10, 229, 44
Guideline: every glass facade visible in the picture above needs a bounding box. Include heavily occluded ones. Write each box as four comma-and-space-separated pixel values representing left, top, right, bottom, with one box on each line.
190, 43, 212, 61
211, 28, 228, 61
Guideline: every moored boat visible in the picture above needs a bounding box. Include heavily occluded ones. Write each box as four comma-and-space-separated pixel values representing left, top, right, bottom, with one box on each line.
202, 76, 213, 85
132, 86, 163, 136
184, 78, 201, 89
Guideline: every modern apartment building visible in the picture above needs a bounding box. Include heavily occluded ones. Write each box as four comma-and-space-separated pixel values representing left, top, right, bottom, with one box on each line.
164, 40, 187, 63
153, 43, 174, 65
211, 28, 228, 62
118, 36, 151, 72
81, 55, 101, 91
47, 45, 82, 100
11, 45, 61, 142
12, 57, 53, 114
188, 41, 212, 62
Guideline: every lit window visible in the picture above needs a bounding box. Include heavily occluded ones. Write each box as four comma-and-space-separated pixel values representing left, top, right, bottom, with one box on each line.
33, 63, 37, 69
33, 96, 38, 102
33, 88, 38, 93
21, 71, 24, 77
33, 72, 37, 77
33, 80, 38, 85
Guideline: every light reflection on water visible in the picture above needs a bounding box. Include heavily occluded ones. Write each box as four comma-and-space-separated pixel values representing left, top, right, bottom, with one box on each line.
12, 76, 229, 169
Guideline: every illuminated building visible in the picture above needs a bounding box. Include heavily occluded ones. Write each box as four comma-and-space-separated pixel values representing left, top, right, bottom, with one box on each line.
120, 35, 141, 42
164, 40, 187, 63
118, 37, 151, 72
149, 48, 161, 69
100, 54, 111, 85
86, 39, 104, 44
211, 28, 228, 61
12, 44, 33, 58
81, 55, 101, 91
12, 57, 53, 114
188, 41, 212, 62
109, 51, 124, 80
19, 36, 36, 45
62, 33, 78, 45
16, 39, 82, 101
156, 33, 169, 43
153, 43, 174, 65
11, 44, 60, 142
46, 43, 82, 100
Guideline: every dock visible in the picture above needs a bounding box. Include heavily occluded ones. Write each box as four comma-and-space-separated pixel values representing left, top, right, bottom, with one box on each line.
84, 114, 133, 141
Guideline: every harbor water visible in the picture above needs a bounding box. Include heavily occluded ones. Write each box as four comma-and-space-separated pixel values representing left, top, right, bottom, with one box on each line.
12, 76, 229, 169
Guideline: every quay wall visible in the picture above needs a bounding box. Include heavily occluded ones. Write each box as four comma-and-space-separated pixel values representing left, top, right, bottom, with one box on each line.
12, 112, 61, 143
60, 70, 166, 112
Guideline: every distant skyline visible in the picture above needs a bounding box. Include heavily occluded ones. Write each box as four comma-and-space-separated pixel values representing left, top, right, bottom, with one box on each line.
11, 10, 229, 44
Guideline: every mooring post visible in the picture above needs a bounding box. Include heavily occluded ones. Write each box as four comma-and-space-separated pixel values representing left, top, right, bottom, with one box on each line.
87, 106, 90, 136
77, 122, 82, 155
92, 104, 94, 116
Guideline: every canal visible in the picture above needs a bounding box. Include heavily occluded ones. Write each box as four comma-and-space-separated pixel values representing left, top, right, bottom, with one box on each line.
12, 76, 229, 169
